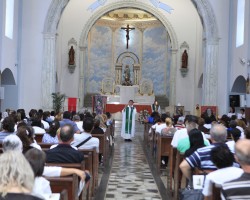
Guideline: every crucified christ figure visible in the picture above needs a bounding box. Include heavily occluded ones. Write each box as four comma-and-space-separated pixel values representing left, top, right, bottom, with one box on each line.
121, 24, 135, 49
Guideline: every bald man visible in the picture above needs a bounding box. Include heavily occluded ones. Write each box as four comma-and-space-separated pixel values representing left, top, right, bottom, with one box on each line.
221, 139, 250, 199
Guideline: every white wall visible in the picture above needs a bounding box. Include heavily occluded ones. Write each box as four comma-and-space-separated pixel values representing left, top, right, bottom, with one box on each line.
1, 0, 19, 81
56, 0, 203, 113
19, 0, 51, 111
229, 0, 249, 90
208, 0, 230, 115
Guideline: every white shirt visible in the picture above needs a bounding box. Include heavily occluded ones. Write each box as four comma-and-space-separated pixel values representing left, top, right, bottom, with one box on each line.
75, 121, 83, 132
73, 132, 100, 153
43, 166, 62, 177
32, 126, 46, 134
155, 123, 167, 134
236, 126, 245, 139
171, 128, 188, 147
202, 167, 243, 196
42, 120, 50, 130
226, 140, 235, 153
32, 176, 52, 199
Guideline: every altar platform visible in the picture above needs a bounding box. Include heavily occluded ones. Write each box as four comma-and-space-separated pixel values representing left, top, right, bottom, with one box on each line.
106, 103, 152, 114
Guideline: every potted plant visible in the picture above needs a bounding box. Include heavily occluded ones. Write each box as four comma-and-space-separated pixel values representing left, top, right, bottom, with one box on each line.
51, 92, 66, 113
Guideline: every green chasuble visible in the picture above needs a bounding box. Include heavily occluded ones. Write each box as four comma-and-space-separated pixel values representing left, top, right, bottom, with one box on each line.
125, 106, 134, 134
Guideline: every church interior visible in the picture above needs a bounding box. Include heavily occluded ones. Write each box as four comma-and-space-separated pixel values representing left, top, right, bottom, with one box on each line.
0, 0, 250, 199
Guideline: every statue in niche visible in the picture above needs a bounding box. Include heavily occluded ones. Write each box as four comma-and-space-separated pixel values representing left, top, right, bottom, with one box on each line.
68, 46, 75, 65
181, 50, 188, 68
122, 65, 132, 86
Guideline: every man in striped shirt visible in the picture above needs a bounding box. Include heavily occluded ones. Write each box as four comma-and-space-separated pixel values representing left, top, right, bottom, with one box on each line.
179, 124, 227, 181
221, 139, 250, 199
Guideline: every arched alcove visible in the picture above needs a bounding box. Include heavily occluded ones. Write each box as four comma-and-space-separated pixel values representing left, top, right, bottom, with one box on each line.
1, 68, 16, 85
42, 0, 219, 109
231, 75, 246, 93
116, 52, 140, 64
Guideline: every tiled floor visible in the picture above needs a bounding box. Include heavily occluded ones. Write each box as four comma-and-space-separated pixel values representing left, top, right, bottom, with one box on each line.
104, 121, 162, 200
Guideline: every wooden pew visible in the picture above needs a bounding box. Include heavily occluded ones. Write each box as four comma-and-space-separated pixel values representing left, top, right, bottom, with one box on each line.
144, 123, 150, 145
41, 144, 94, 199
173, 151, 184, 200
34, 133, 44, 143
60, 189, 68, 200
155, 133, 172, 172
168, 147, 177, 195
46, 174, 78, 200
212, 183, 222, 200
45, 162, 90, 200
78, 149, 98, 197
93, 132, 108, 166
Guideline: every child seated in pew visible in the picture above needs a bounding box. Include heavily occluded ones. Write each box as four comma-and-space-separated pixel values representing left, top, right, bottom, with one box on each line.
25, 148, 52, 199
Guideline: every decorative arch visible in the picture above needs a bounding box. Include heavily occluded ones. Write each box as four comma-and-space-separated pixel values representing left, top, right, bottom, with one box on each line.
79, 2, 178, 49
42, 0, 219, 109
231, 75, 246, 93
116, 52, 140, 64
1, 68, 16, 85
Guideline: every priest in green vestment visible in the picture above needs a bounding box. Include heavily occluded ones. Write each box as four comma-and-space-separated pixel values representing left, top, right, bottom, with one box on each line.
121, 100, 137, 141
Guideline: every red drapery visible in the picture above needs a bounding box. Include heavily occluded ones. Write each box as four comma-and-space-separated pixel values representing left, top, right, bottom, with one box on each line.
106, 104, 152, 114
68, 98, 77, 112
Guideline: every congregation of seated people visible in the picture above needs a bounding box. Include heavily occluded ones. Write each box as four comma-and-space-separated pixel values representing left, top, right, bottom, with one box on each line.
1, 106, 250, 198
0, 108, 113, 199
143, 106, 250, 198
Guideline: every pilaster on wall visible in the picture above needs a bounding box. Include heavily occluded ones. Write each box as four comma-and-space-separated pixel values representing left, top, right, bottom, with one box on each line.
41, 33, 56, 110
170, 49, 178, 105
203, 38, 219, 105
79, 46, 87, 108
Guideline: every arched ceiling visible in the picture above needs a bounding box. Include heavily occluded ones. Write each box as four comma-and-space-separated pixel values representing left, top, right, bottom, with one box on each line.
101, 8, 158, 22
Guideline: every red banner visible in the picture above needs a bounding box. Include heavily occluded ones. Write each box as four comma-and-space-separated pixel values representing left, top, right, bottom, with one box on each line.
68, 98, 77, 112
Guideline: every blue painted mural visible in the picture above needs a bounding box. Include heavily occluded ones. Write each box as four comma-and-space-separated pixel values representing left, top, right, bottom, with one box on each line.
87, 24, 170, 96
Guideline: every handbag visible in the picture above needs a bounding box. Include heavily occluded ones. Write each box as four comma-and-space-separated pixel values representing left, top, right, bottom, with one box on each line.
179, 171, 206, 200
179, 188, 204, 200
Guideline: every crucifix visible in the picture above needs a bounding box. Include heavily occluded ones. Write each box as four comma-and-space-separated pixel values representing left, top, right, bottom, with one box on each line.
121, 24, 135, 49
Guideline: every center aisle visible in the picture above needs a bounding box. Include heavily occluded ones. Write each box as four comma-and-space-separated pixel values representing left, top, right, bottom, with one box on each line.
105, 121, 162, 200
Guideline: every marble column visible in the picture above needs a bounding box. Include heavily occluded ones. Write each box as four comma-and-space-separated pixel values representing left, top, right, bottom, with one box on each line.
169, 49, 178, 105
41, 33, 56, 110
203, 38, 219, 105
79, 46, 87, 108
111, 27, 117, 75
115, 64, 122, 85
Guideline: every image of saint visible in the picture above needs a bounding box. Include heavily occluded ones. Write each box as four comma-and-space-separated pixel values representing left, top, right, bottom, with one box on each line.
181, 50, 188, 68
68, 46, 75, 65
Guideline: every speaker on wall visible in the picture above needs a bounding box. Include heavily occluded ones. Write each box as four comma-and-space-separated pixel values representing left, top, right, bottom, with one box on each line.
229, 95, 240, 107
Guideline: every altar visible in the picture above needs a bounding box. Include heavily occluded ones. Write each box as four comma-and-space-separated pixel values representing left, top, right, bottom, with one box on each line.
99, 51, 155, 112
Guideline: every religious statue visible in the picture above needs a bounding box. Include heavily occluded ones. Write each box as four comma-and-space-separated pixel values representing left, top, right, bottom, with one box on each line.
68, 46, 75, 65
181, 50, 188, 68
122, 65, 132, 86
121, 25, 135, 49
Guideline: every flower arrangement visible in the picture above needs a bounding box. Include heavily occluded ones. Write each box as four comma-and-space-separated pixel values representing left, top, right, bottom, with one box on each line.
138, 109, 149, 124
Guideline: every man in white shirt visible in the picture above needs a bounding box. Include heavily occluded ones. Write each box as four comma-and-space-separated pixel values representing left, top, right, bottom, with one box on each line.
171, 115, 197, 147
72, 117, 99, 153
202, 145, 243, 198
